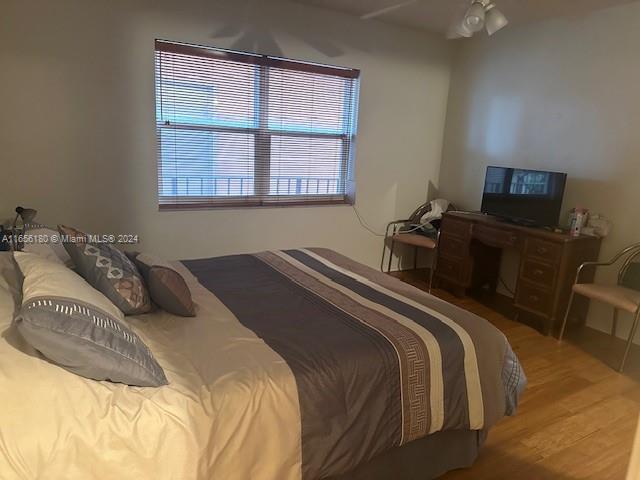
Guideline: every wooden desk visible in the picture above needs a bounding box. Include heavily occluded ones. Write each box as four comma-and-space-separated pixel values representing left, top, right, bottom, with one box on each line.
435, 212, 602, 335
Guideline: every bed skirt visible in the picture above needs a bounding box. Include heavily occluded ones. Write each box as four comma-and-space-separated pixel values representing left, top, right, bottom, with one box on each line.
329, 429, 488, 480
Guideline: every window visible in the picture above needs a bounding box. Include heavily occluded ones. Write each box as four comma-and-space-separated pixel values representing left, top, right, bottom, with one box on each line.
154, 40, 360, 209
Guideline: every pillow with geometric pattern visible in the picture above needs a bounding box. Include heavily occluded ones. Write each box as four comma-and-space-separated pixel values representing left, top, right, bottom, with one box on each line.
58, 225, 150, 315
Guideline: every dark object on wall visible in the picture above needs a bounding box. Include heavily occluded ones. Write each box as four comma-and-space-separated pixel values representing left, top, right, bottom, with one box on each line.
481, 166, 567, 227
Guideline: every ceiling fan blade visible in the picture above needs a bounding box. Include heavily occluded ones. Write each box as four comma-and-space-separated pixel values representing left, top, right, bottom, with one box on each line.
298, 32, 344, 58
230, 32, 258, 54
256, 27, 284, 57
361, 0, 419, 20
210, 24, 244, 39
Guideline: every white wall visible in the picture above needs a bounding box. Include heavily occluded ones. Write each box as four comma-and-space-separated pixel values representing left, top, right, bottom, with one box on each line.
439, 2, 640, 339
0, 0, 452, 268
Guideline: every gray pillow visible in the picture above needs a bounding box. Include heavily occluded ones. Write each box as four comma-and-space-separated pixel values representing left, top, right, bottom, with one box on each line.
13, 252, 167, 387
130, 252, 196, 317
58, 225, 150, 315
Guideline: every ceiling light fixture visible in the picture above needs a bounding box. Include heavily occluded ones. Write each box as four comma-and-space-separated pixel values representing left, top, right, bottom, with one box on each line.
449, 0, 509, 39
464, 1, 486, 32
484, 3, 509, 36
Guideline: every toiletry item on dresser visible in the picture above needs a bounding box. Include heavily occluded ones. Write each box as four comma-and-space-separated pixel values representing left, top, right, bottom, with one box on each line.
582, 214, 612, 238
569, 207, 589, 237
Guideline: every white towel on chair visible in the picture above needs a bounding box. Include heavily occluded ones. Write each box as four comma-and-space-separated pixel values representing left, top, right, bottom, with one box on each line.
419, 199, 450, 225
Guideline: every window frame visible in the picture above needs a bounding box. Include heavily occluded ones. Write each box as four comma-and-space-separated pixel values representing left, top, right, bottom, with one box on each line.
154, 40, 360, 210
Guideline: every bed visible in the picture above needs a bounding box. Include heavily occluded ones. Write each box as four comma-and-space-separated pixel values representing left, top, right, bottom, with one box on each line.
0, 248, 525, 479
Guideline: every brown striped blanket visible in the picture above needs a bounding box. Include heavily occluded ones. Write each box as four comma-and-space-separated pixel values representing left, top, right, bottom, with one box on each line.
182, 248, 526, 479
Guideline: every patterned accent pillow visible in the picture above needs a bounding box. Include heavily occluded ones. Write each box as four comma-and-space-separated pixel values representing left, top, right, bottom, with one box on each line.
58, 225, 150, 315
13, 252, 167, 387
129, 252, 196, 317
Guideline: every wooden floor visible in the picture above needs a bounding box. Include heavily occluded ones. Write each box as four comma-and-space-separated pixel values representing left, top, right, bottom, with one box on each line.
390, 270, 640, 480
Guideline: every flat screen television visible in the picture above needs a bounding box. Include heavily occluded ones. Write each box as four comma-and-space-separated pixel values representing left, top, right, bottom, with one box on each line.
481, 166, 567, 227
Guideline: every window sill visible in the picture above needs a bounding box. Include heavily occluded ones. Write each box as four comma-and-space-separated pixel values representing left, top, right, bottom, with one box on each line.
158, 197, 354, 211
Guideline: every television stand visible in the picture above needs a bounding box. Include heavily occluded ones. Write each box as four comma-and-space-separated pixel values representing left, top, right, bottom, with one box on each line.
435, 211, 602, 336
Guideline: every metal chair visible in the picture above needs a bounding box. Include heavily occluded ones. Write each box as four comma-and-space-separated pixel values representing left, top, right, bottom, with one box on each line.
380, 202, 451, 293
559, 242, 640, 372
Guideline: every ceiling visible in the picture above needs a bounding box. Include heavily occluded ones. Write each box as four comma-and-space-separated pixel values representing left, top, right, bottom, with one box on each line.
295, 0, 639, 35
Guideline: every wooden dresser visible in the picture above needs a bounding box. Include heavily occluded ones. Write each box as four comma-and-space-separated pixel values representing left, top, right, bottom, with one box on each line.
435, 212, 602, 335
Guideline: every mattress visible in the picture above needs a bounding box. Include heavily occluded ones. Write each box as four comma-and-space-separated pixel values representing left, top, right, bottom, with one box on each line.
0, 249, 525, 479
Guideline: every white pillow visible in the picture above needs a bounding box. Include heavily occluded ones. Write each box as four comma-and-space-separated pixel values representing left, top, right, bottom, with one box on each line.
21, 227, 73, 267
15, 252, 123, 320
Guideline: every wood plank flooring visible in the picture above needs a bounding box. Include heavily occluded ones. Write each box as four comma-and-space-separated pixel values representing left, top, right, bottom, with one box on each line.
389, 270, 640, 480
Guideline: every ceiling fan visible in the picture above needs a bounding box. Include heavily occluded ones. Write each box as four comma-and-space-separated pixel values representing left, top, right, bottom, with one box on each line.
361, 0, 509, 39
211, 0, 345, 58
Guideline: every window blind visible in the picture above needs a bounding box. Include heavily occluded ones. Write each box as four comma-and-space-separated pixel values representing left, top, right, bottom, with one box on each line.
154, 40, 360, 209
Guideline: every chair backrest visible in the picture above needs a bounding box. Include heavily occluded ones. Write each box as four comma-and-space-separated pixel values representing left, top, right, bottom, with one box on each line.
620, 247, 640, 291
408, 203, 431, 224
622, 262, 640, 291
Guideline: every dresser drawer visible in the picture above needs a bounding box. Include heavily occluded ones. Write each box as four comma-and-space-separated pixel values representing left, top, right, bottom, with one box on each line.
473, 224, 519, 249
521, 259, 557, 286
436, 256, 467, 285
441, 217, 472, 239
515, 282, 553, 317
439, 234, 469, 259
524, 238, 562, 263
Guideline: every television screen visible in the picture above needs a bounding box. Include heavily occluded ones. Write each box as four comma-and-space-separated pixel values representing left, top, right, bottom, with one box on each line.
481, 166, 567, 227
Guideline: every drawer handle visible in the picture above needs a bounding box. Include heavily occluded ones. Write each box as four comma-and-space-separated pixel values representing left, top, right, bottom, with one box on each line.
529, 294, 540, 302
537, 247, 548, 254
533, 269, 544, 276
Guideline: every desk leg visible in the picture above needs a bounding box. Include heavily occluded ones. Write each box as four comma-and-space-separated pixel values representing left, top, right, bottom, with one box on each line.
543, 317, 554, 336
